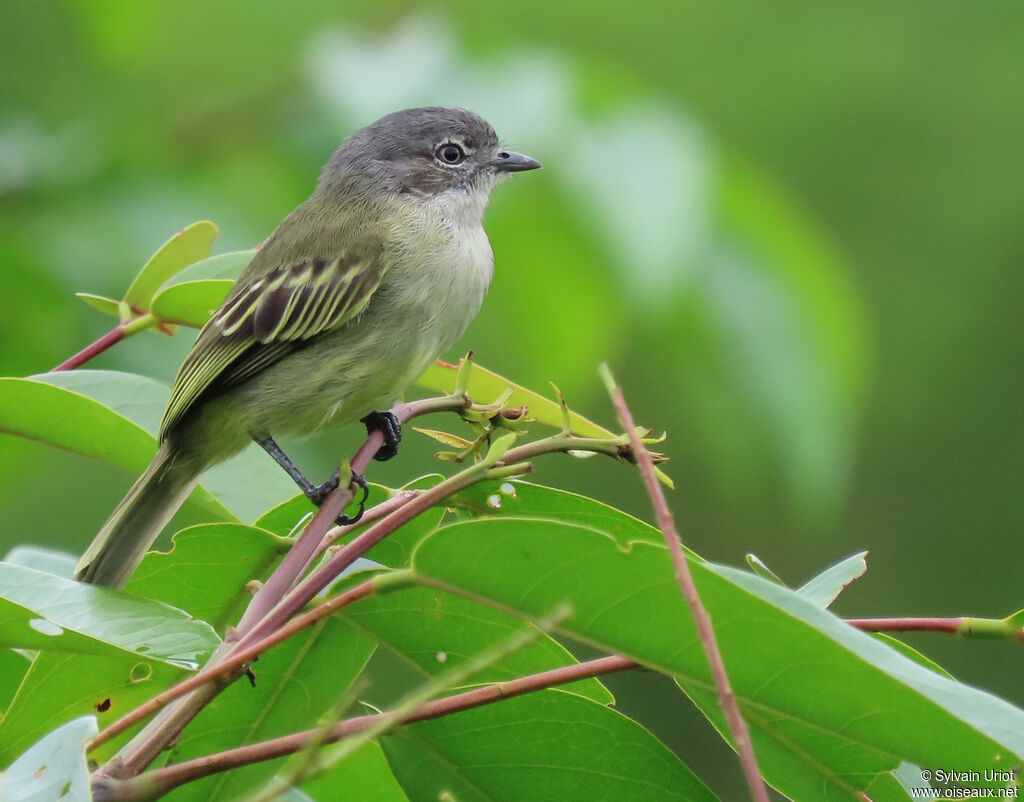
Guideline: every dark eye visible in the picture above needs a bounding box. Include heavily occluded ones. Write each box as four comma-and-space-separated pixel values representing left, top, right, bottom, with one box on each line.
436, 143, 465, 164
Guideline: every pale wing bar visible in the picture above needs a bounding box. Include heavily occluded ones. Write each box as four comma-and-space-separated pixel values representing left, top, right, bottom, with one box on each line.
159, 255, 385, 440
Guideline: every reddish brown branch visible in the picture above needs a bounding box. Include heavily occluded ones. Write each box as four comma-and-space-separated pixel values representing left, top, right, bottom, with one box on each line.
848, 617, 961, 634
91, 578, 379, 751
52, 313, 160, 372
52, 326, 126, 371
848, 616, 1024, 640
234, 396, 468, 634
602, 367, 770, 802
98, 395, 469, 778
235, 460, 529, 652
97, 656, 638, 801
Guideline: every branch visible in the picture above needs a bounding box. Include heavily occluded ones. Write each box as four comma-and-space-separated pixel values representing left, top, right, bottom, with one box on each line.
235, 428, 630, 653
91, 577, 382, 751
99, 394, 468, 778
235, 394, 470, 633
234, 470, 525, 659
52, 314, 159, 371
599, 364, 771, 802
93, 655, 637, 802
95, 384, 643, 785
849, 616, 1024, 640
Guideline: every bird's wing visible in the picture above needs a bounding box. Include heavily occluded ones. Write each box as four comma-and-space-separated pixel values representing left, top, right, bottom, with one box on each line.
160, 252, 386, 439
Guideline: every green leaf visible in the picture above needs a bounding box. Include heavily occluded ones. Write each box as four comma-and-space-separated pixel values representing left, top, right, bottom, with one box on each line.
0, 715, 96, 802
380, 690, 716, 802
452, 480, 667, 550
1, 525, 282, 769
36, 370, 299, 521
341, 585, 613, 704
166, 619, 375, 802
0, 652, 182, 765
869, 633, 955, 681
151, 278, 236, 327
123, 221, 219, 310
253, 494, 320, 537
0, 649, 30, 714
0, 374, 232, 519
415, 358, 616, 439
0, 563, 219, 668
300, 741, 410, 802
797, 551, 868, 608
1, 371, 299, 522
1004, 609, 1024, 629
890, 762, 932, 796
150, 249, 256, 327
745, 553, 784, 584
864, 768, 921, 802
126, 523, 286, 629
3, 546, 77, 578
365, 475, 447, 568
410, 519, 1024, 799
75, 292, 121, 320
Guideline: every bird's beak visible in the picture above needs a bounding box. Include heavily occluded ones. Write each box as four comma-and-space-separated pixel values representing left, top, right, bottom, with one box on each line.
492, 150, 542, 173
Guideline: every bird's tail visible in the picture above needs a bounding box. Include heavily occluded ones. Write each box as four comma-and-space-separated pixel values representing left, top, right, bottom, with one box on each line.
75, 444, 199, 589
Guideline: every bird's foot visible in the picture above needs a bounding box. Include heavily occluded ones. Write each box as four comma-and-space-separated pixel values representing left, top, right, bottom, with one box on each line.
362, 410, 402, 461
307, 467, 369, 526
254, 435, 368, 526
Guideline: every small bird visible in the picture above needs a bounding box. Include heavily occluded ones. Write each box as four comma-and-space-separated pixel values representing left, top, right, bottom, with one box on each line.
75, 107, 541, 588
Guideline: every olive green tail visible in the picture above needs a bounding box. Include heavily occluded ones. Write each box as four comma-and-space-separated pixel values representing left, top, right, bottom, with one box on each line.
75, 444, 199, 589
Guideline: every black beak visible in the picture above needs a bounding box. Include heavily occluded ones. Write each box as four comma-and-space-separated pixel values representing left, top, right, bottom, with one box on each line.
492, 150, 542, 173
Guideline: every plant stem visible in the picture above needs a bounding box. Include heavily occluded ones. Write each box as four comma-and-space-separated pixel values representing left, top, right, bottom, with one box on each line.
94, 656, 637, 802
95, 393, 477, 780
236, 462, 528, 651
312, 489, 420, 561
849, 616, 1024, 639
599, 364, 770, 802
90, 578, 381, 752
93, 388, 634, 789
52, 314, 159, 371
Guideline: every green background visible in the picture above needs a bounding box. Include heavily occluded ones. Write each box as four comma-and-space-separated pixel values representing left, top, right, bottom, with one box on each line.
2, 2, 1022, 797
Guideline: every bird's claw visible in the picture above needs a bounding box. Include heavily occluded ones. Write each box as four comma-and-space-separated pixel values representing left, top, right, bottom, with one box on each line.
362, 410, 402, 462
307, 468, 369, 526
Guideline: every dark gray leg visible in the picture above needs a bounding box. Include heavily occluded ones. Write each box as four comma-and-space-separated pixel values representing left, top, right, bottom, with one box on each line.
254, 435, 369, 525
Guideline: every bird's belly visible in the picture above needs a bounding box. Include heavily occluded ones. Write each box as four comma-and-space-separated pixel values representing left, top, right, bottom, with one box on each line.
234, 289, 473, 440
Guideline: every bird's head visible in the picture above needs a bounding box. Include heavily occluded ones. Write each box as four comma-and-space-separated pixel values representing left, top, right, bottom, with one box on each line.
318, 106, 541, 204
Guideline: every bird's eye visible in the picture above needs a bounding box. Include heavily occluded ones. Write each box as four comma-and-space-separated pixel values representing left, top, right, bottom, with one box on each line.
435, 143, 465, 165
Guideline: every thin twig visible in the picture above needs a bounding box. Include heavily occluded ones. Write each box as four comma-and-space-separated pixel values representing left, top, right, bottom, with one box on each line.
312, 490, 420, 561
52, 314, 159, 371
849, 616, 1024, 640
96, 656, 637, 802
90, 578, 381, 751
95, 388, 640, 786
235, 395, 468, 632
599, 364, 770, 802
100, 395, 465, 777
235, 461, 532, 651
52, 327, 125, 371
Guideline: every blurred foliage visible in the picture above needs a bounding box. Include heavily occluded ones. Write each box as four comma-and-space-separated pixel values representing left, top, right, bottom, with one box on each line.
3, 1, 1024, 797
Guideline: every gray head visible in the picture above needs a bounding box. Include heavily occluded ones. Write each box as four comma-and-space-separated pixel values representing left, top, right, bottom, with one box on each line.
317, 107, 540, 199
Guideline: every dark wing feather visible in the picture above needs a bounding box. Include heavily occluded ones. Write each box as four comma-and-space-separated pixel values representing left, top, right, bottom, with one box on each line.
159, 253, 385, 439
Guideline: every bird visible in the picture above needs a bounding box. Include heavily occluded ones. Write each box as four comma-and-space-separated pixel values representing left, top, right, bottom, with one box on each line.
75, 106, 541, 588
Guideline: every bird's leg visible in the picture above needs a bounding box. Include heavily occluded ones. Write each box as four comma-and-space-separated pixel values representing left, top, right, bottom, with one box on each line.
253, 435, 369, 525
254, 435, 317, 497
361, 410, 402, 461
